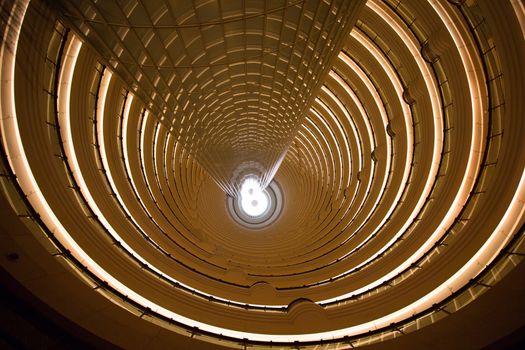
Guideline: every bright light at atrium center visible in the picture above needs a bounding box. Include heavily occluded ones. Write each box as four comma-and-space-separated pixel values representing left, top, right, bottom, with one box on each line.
240, 177, 269, 217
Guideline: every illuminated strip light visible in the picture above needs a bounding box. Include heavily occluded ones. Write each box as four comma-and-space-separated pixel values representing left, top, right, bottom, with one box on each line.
318, 77, 364, 209
328, 60, 392, 233
308, 107, 350, 223
343, 30, 413, 187
311, 99, 358, 220
175, 146, 199, 215
154, 123, 193, 233
55, 4, 525, 345
427, 0, 486, 221
314, 93, 353, 189
324, 78, 374, 166
321, 72, 375, 230
139, 109, 151, 198
163, 128, 175, 200
417, 0, 499, 295
162, 132, 200, 243
0, 0, 31, 186
286, 98, 372, 266
1, 2, 525, 342
121, 98, 183, 247
511, 0, 525, 38
302, 116, 333, 189
58, 41, 179, 281
168, 140, 186, 208
96, 75, 172, 250
0, 0, 132, 292
320, 34, 415, 273
297, 124, 327, 185
313, 0, 446, 302
307, 108, 339, 191
318, 59, 400, 270
290, 131, 321, 184
56, 38, 280, 310
334, 52, 392, 190
135, 110, 164, 218
120, 94, 149, 210
313, 96, 360, 214
1, 2, 103, 274
99, 81, 172, 259
95, 70, 145, 228
152, 122, 164, 194
110, 73, 294, 309
138, 111, 186, 229
293, 128, 329, 218
3, 0, 521, 345
323, 0, 486, 308
163, 131, 194, 224
94, 0, 510, 342
310, 105, 341, 190
149, 121, 189, 223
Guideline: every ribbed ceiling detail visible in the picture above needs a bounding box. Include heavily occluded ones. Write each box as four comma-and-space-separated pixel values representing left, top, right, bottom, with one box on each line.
1, 0, 524, 349
56, 0, 366, 196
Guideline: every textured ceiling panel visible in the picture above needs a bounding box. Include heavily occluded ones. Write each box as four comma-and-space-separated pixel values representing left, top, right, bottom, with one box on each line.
56, 0, 366, 196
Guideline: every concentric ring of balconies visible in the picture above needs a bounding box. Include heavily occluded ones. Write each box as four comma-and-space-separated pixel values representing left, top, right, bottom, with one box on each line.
0, 0, 524, 349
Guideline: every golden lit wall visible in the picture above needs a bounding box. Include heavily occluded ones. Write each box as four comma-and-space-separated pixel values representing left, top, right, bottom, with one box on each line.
0, 0, 524, 349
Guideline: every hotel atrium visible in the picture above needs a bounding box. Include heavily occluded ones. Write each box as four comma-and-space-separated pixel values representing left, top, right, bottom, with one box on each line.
1, 0, 524, 348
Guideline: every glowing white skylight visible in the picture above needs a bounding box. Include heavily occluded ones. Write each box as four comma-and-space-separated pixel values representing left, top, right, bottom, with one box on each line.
240, 177, 269, 217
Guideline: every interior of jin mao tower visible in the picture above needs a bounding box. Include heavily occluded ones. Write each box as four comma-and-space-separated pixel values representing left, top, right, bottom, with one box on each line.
1, 0, 525, 349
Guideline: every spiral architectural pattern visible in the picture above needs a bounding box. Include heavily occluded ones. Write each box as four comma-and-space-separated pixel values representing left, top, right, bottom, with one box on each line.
56, 0, 365, 197
1, 0, 524, 349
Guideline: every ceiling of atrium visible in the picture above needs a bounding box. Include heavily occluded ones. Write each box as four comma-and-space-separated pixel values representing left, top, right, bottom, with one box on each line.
0, 0, 524, 349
